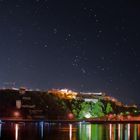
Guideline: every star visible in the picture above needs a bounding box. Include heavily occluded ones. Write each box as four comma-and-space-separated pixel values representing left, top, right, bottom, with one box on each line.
81, 68, 86, 74
53, 28, 57, 34
44, 44, 48, 48
0, 0, 139, 105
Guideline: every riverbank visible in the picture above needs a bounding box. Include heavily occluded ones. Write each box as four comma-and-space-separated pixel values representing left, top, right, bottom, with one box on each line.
1, 118, 140, 124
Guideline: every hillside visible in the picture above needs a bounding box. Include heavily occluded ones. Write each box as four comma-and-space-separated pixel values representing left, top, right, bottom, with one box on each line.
0, 89, 139, 120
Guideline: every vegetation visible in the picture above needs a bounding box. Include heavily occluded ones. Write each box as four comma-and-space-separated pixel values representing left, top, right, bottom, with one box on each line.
105, 103, 113, 114
0, 89, 139, 120
70, 100, 105, 119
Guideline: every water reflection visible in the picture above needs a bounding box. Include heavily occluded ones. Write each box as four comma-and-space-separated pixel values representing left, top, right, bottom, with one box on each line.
134, 124, 136, 140
126, 124, 130, 140
78, 123, 140, 140
39, 122, 44, 139
0, 122, 140, 140
15, 124, 19, 140
118, 124, 123, 140
109, 124, 112, 139
0, 123, 2, 138
78, 123, 105, 140
69, 124, 72, 140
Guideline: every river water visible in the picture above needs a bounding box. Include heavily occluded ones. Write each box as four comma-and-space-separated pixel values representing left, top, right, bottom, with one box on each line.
0, 122, 140, 140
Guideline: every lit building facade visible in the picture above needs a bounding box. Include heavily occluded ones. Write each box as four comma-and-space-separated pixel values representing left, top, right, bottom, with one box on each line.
48, 89, 78, 99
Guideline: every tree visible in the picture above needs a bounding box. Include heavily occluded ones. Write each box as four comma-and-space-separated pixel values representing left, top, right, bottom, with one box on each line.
71, 99, 83, 119
105, 103, 113, 114
91, 101, 105, 117
71, 100, 105, 119
78, 102, 92, 119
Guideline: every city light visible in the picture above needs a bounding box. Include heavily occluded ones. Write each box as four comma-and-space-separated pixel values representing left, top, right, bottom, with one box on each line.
14, 111, 20, 117
84, 113, 92, 119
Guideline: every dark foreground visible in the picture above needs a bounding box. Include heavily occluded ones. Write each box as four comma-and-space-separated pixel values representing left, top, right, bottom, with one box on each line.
0, 121, 140, 140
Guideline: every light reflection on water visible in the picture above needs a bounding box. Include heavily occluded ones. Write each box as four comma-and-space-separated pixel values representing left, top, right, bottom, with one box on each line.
39, 122, 44, 139
78, 123, 140, 140
0, 122, 140, 140
0, 123, 1, 137
69, 124, 72, 140
15, 124, 18, 140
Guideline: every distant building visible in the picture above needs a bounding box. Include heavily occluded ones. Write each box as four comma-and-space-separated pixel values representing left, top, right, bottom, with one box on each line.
77, 92, 105, 101
19, 87, 27, 94
80, 92, 104, 96
84, 98, 98, 103
16, 100, 21, 109
48, 89, 78, 99
21, 95, 35, 109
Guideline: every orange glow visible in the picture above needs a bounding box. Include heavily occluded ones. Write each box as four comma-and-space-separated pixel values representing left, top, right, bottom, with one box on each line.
15, 124, 19, 140
68, 113, 74, 120
48, 89, 78, 99
69, 124, 72, 140
14, 111, 20, 117
109, 124, 112, 139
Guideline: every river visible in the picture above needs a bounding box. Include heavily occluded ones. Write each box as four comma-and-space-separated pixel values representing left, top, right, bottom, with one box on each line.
0, 122, 140, 140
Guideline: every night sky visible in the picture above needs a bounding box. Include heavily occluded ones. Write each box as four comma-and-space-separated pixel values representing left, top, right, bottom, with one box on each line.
0, 0, 140, 104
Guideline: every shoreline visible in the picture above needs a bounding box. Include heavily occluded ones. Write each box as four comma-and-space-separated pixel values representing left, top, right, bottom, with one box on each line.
1, 118, 140, 124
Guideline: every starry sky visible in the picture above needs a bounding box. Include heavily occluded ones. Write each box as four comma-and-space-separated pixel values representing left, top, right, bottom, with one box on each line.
0, 0, 140, 105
